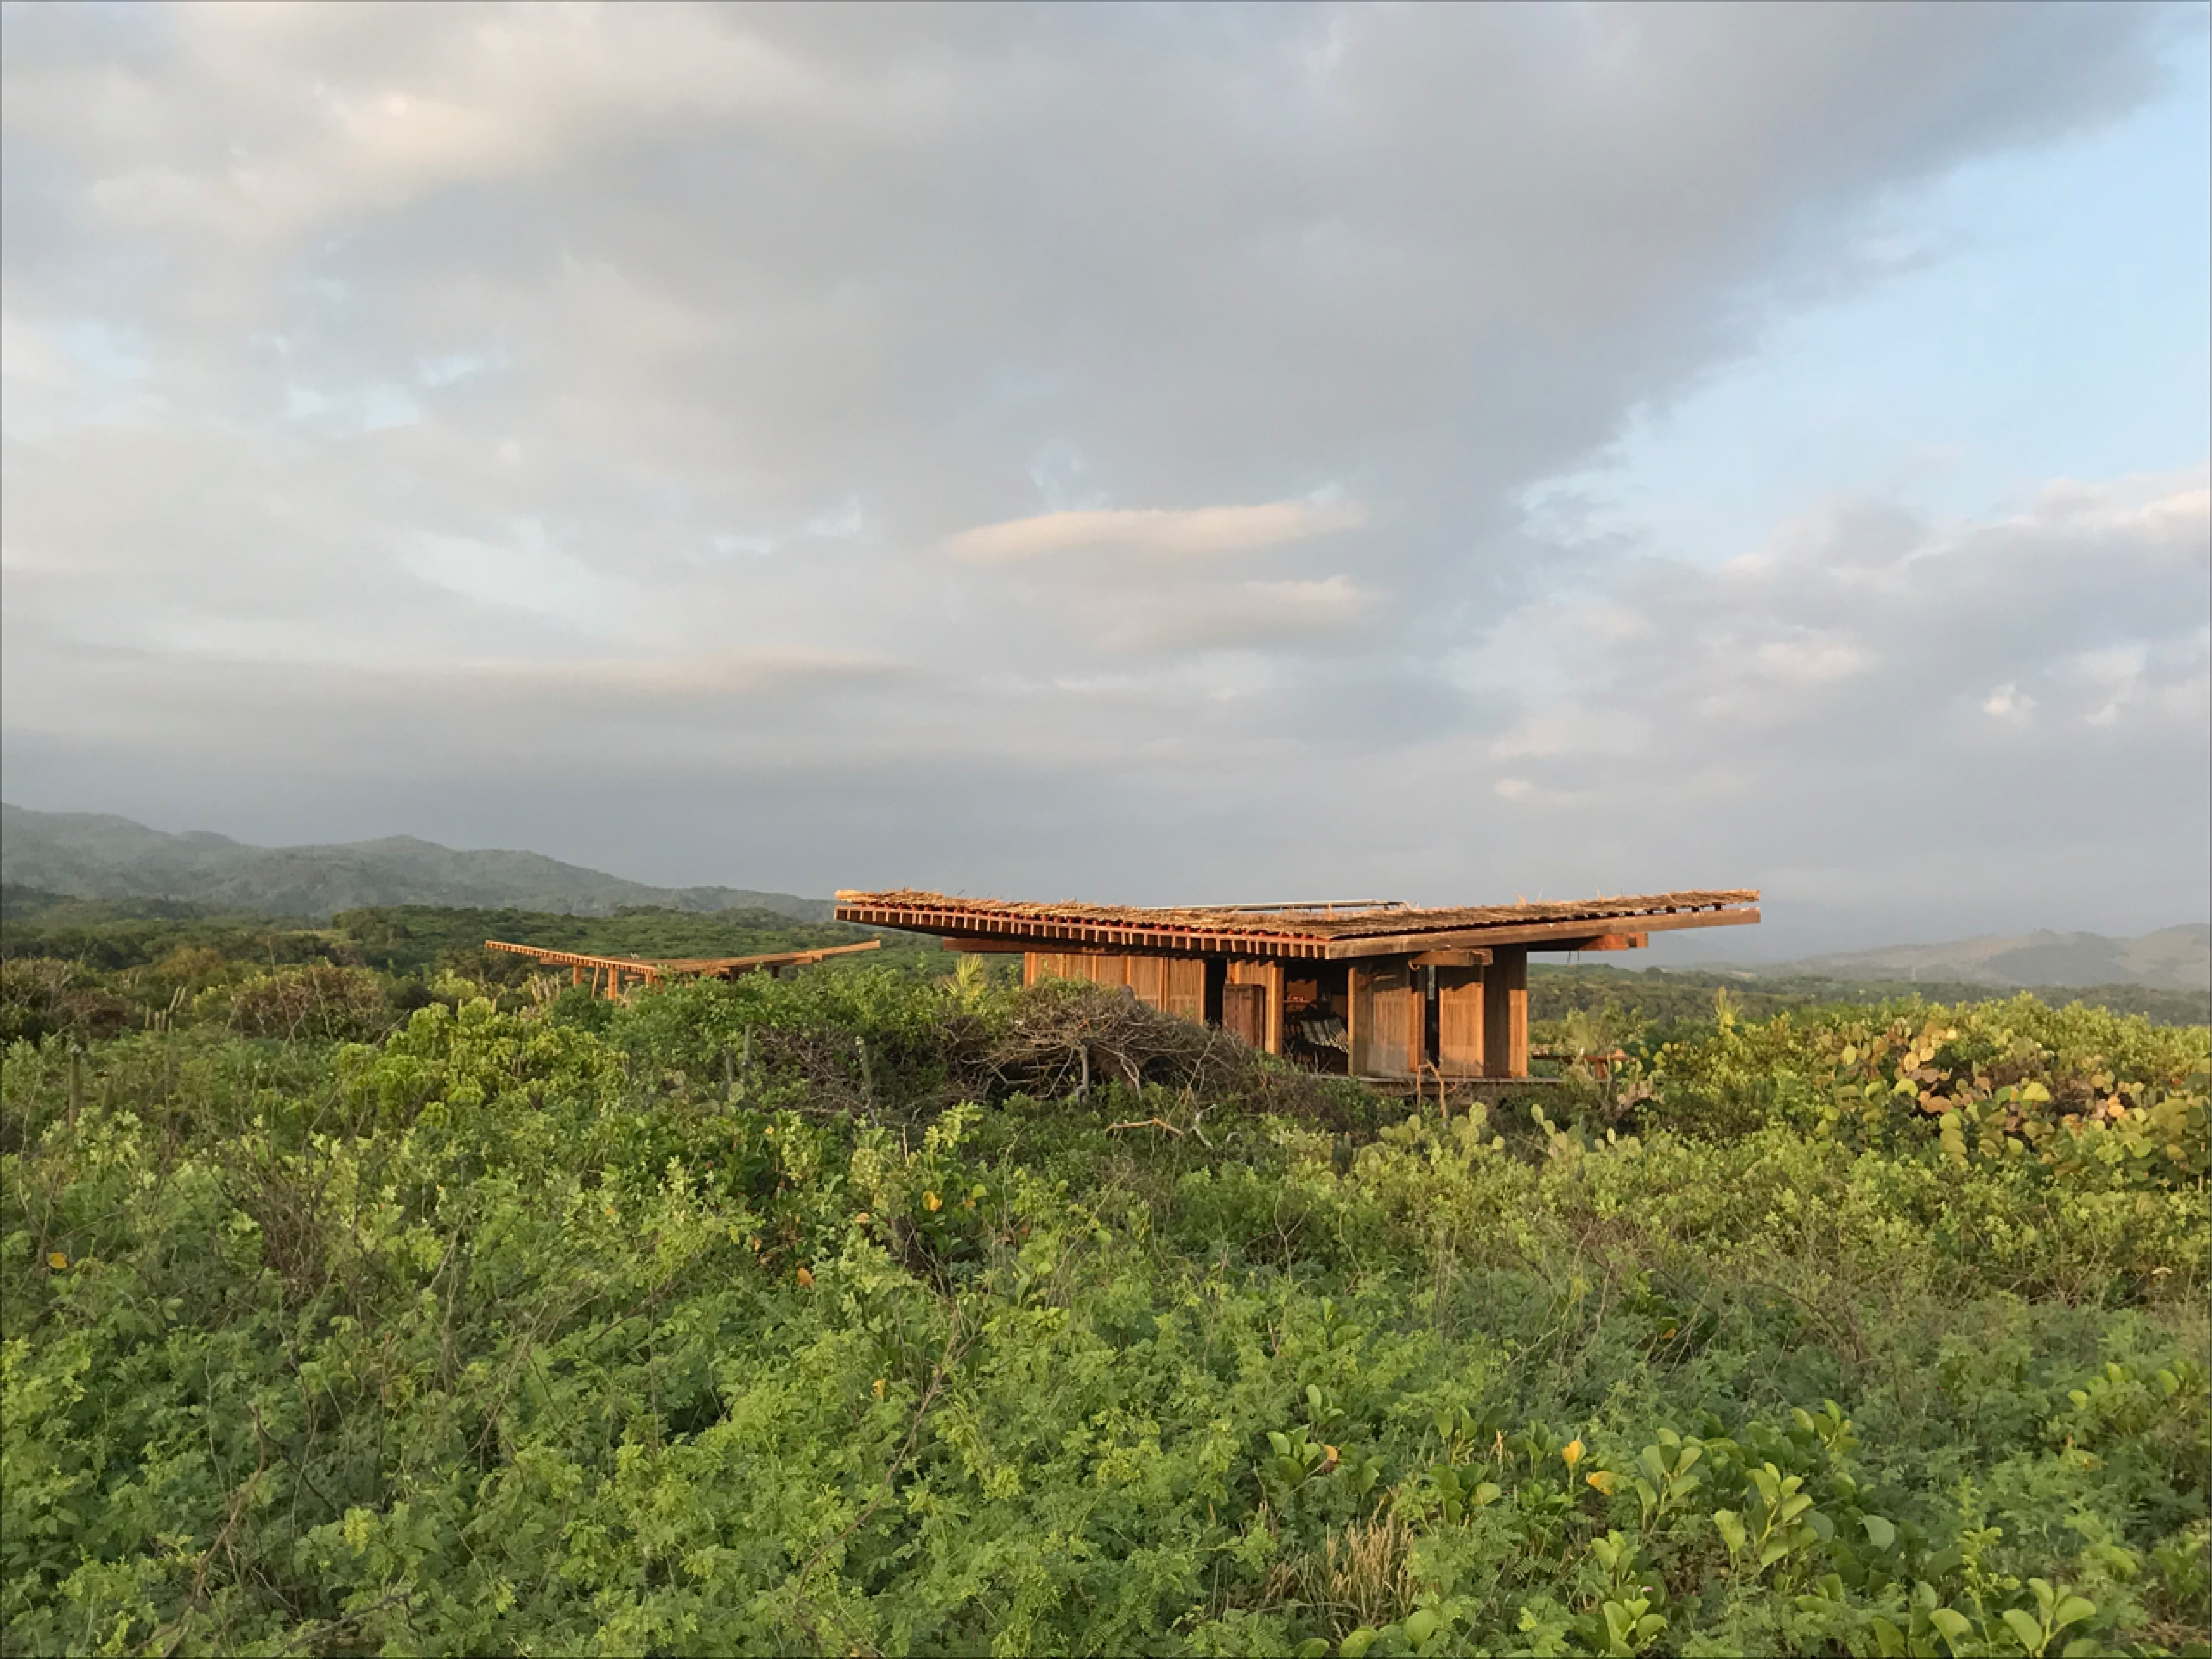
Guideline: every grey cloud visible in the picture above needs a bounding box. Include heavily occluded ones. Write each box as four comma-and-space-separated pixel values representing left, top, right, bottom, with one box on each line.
2, 2, 2202, 938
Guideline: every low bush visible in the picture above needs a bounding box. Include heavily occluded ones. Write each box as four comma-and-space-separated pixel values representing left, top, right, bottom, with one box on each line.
1, 973, 2205, 1656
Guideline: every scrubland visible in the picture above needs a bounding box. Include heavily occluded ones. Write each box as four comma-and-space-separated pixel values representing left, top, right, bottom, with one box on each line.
2, 930, 2206, 1657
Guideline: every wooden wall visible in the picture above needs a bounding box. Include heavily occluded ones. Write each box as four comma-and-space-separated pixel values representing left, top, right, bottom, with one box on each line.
1225, 959, 1286, 1053
1436, 966, 1486, 1076
1348, 961, 1419, 1079
1483, 948, 1529, 1079
1025, 952, 1206, 1025
1023, 945, 1529, 1077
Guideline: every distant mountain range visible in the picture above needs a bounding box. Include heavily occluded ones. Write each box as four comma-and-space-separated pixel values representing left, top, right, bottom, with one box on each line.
4, 804, 2204, 988
1759, 925, 2210, 994
0, 805, 829, 922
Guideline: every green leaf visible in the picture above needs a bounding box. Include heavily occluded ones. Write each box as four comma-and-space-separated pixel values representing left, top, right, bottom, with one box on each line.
1869, 1616, 1908, 1658
1862, 1514, 1898, 1550
1338, 1628, 1378, 1659
1403, 1608, 1439, 1647
1929, 1607, 1973, 1643
2051, 1596, 2095, 1630
1713, 1510, 1747, 1553
1295, 1643, 1330, 1659
2001, 1608, 2045, 1654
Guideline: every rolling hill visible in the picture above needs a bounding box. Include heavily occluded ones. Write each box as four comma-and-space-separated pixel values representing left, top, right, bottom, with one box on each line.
1765, 924, 2210, 993
0, 804, 828, 922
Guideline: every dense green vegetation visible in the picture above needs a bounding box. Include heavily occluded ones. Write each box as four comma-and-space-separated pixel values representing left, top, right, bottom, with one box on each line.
3, 917, 2205, 1656
0, 888, 951, 1048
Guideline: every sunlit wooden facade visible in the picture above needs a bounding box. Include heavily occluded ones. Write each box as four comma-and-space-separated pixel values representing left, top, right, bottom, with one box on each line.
834, 889, 1758, 1080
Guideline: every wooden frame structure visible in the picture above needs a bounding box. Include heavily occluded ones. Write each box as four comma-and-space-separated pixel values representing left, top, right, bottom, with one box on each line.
834, 889, 1758, 1079
484, 937, 879, 1000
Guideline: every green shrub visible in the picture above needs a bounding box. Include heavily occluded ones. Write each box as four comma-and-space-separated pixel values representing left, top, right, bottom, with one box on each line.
1, 983, 2204, 1656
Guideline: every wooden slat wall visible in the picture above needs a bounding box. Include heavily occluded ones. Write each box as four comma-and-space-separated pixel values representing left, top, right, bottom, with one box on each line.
1221, 984, 1266, 1047
1164, 957, 1206, 1023
1226, 959, 1286, 1054
1483, 947, 1529, 1078
1026, 952, 1207, 1027
1349, 962, 1418, 1078
1436, 965, 1486, 1076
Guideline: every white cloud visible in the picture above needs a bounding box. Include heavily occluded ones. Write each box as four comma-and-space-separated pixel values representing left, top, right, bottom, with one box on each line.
942, 498, 1366, 564
0, 4, 2200, 934
1087, 574, 1381, 653
400, 526, 630, 630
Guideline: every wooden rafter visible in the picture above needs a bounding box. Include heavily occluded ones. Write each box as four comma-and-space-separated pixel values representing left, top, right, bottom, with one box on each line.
484, 938, 880, 980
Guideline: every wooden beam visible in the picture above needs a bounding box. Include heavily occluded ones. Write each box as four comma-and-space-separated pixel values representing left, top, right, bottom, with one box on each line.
1324, 907, 1756, 959
485, 938, 880, 977
1527, 932, 1647, 954
1408, 948, 1492, 967
938, 936, 1029, 953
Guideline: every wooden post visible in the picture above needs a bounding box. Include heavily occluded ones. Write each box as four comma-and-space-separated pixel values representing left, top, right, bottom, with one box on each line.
1346, 963, 1364, 1073
572, 964, 584, 988
1264, 961, 1285, 1056
1483, 947, 1528, 1078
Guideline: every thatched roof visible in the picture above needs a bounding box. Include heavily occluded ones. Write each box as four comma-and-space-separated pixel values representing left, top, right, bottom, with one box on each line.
834, 888, 1758, 961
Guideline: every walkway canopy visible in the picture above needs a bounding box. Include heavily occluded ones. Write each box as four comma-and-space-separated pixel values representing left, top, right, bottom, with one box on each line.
485, 937, 879, 999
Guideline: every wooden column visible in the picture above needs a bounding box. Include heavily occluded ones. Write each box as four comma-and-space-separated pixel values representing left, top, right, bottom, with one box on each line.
1483, 947, 1528, 1078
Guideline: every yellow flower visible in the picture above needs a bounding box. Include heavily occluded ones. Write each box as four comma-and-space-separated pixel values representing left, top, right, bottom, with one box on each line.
873, 1378, 886, 1399
47, 1252, 68, 1270
1562, 1439, 1584, 1472
1586, 1470, 1618, 1494
924, 1191, 942, 1212
855, 1211, 872, 1224
795, 1266, 814, 1288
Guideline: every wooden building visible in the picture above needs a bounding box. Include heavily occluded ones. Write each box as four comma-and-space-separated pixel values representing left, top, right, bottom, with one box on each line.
833, 889, 1757, 1080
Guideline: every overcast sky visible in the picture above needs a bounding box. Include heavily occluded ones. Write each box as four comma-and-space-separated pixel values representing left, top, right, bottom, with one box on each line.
3, 1, 2207, 955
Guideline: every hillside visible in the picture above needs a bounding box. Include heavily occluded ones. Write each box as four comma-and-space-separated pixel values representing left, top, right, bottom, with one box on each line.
1770, 923, 2210, 992
0, 804, 827, 922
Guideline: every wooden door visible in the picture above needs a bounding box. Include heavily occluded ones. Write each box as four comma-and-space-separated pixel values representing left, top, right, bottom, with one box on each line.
1349, 962, 1418, 1078
1221, 983, 1266, 1047
1436, 966, 1486, 1076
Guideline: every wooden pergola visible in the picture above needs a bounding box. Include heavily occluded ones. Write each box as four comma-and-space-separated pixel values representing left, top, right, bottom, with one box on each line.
484, 937, 880, 1000
835, 888, 1757, 1079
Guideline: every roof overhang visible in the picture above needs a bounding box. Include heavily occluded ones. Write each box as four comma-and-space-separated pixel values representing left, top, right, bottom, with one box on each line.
833, 889, 1757, 961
